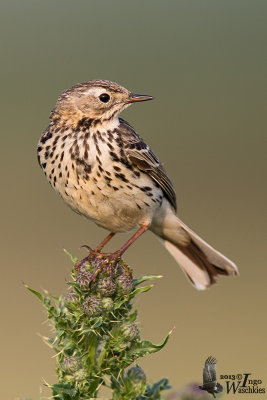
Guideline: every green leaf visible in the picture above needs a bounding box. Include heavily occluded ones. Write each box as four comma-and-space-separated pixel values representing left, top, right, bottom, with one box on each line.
25, 286, 45, 303
143, 378, 171, 399
151, 377, 170, 391
66, 281, 82, 296
64, 249, 78, 263
113, 295, 131, 310
129, 285, 153, 299
133, 275, 163, 286
129, 328, 173, 358
127, 310, 137, 323
43, 288, 60, 301
91, 317, 103, 329
38, 387, 43, 400
52, 382, 77, 396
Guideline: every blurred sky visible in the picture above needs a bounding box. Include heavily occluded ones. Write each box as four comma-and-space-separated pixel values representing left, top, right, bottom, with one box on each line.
0, 1, 266, 399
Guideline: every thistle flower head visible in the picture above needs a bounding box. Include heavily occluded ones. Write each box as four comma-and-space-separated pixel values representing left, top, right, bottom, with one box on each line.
102, 297, 113, 310
63, 288, 79, 304
127, 366, 146, 384
82, 295, 102, 316
73, 369, 88, 381
61, 356, 81, 373
126, 366, 147, 397
121, 322, 139, 341
117, 273, 133, 294
76, 270, 94, 289
98, 277, 117, 296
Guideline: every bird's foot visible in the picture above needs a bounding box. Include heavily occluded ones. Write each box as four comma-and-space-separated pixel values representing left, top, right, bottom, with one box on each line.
89, 253, 120, 284
74, 248, 132, 286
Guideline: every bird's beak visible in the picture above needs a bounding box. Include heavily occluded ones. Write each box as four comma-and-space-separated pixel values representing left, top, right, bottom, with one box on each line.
127, 93, 154, 103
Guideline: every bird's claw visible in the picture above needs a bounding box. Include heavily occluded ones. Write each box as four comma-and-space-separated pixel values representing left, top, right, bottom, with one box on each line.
74, 248, 132, 285
81, 244, 93, 251
74, 249, 120, 274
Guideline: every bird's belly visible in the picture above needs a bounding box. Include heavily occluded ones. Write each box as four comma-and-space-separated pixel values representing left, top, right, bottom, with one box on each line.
57, 173, 162, 233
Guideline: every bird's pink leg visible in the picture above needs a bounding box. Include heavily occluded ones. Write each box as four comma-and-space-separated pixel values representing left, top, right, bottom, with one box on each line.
75, 225, 149, 280
94, 232, 116, 252
89, 224, 149, 281
111, 224, 149, 258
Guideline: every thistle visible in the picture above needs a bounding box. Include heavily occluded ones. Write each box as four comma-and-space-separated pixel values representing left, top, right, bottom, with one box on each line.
26, 253, 172, 399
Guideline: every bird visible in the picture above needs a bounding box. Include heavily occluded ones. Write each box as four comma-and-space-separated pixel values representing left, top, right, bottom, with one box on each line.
199, 356, 223, 398
37, 79, 238, 290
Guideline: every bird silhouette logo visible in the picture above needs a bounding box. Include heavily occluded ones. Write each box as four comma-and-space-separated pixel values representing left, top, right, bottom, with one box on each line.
199, 356, 223, 398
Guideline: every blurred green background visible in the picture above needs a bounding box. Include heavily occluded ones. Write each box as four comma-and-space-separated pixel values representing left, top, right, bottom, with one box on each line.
0, 0, 266, 399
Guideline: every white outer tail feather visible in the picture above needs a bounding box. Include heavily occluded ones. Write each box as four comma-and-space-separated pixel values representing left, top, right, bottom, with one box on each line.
177, 218, 238, 274
158, 216, 238, 290
161, 239, 211, 290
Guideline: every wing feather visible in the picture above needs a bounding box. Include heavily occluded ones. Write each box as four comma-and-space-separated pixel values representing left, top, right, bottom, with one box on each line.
118, 118, 177, 210
203, 356, 217, 385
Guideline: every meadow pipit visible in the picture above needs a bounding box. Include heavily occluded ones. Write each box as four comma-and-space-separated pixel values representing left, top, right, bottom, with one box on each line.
37, 80, 238, 289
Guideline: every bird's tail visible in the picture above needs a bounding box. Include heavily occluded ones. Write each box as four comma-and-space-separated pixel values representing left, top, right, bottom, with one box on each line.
216, 383, 224, 393
153, 208, 238, 290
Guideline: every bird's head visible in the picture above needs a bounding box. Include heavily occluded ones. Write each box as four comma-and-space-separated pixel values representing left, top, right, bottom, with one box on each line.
52, 80, 153, 128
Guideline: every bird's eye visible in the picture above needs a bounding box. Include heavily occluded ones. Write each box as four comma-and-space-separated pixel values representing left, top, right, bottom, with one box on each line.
99, 93, 110, 103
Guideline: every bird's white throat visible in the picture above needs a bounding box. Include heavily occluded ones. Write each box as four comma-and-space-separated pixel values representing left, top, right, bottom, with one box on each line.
91, 117, 120, 134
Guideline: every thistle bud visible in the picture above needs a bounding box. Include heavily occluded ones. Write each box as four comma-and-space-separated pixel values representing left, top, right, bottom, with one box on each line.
121, 322, 139, 341
73, 368, 88, 381
63, 289, 79, 304
82, 295, 102, 317
117, 274, 133, 294
127, 366, 146, 384
127, 366, 147, 396
61, 356, 81, 373
76, 270, 93, 289
102, 297, 114, 310
98, 277, 117, 296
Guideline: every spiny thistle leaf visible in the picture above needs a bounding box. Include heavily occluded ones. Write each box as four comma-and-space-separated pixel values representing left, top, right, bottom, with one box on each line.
52, 382, 77, 395
129, 329, 173, 358
129, 285, 154, 298
64, 249, 79, 264
25, 286, 46, 303
133, 275, 163, 286
142, 378, 171, 399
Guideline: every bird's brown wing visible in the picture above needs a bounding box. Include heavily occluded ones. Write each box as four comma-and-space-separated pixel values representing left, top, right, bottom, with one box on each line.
118, 118, 177, 210
203, 356, 217, 385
